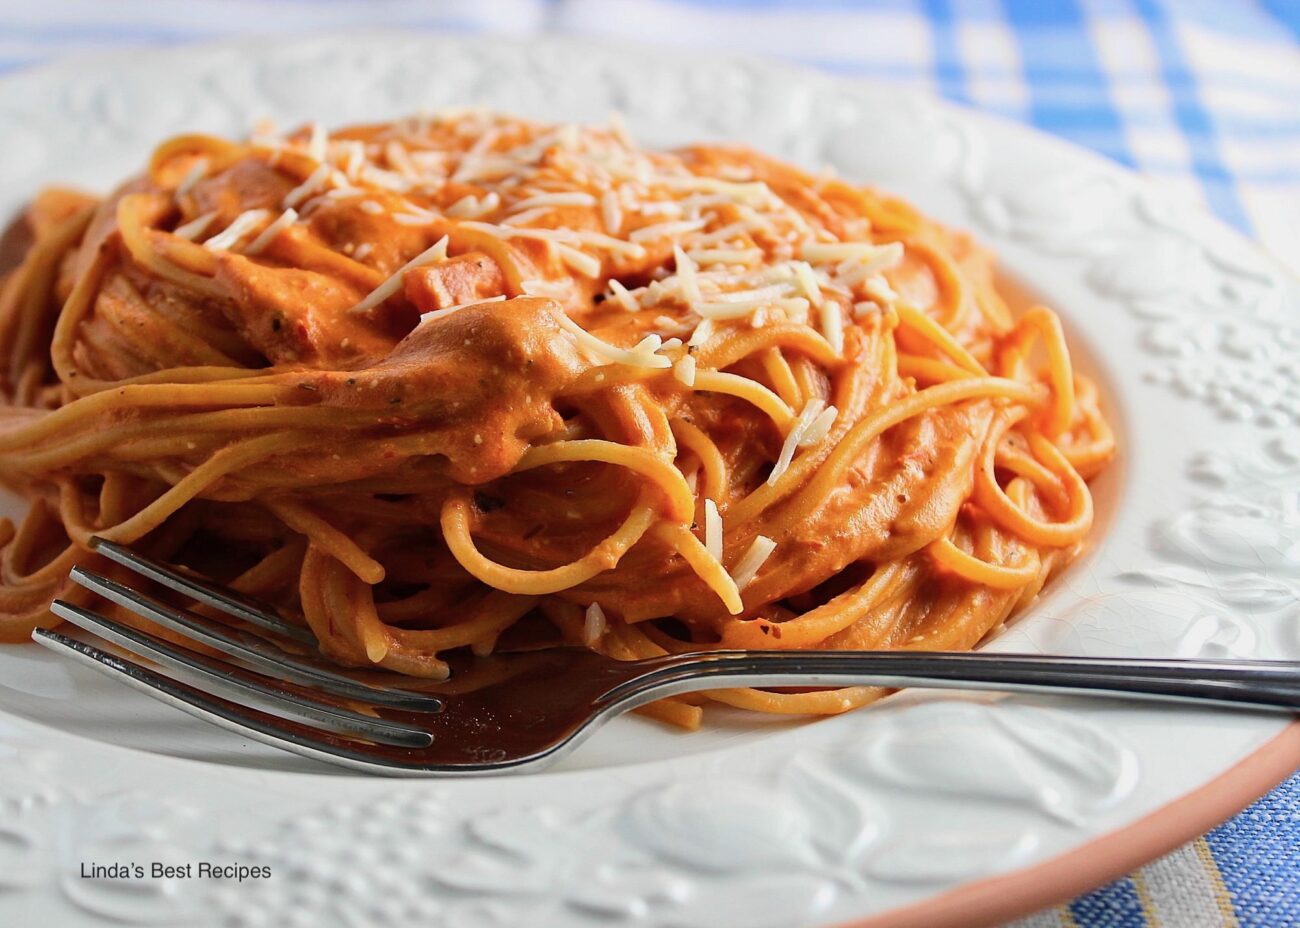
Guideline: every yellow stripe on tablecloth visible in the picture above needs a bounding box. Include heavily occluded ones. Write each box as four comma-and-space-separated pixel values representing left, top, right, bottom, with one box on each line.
1008, 906, 1076, 927
1131, 841, 1238, 927
1193, 836, 1240, 926
1131, 869, 1161, 926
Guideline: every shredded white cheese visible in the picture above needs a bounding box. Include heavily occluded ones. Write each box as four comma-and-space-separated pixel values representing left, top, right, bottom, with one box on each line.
691, 221, 752, 248
673, 245, 702, 305
555, 313, 671, 369
520, 279, 570, 298
283, 164, 331, 209
243, 208, 298, 256
657, 175, 773, 207
608, 111, 635, 148
600, 189, 623, 233
687, 318, 714, 349
731, 536, 777, 591
384, 140, 417, 178
555, 243, 602, 279
175, 159, 209, 198
306, 122, 328, 163
360, 164, 414, 192
339, 140, 367, 180
501, 207, 553, 227
393, 212, 437, 226
173, 211, 218, 241
570, 230, 647, 258
793, 261, 823, 307
445, 191, 501, 219
687, 248, 763, 266
348, 234, 450, 315
693, 298, 772, 320
800, 405, 839, 447
674, 354, 697, 387
800, 240, 903, 268
607, 279, 639, 312
819, 301, 845, 355
703, 499, 723, 562
628, 218, 707, 243
768, 399, 825, 486
583, 602, 607, 645
683, 466, 700, 494
864, 274, 898, 304
204, 210, 271, 252
509, 192, 596, 211
420, 293, 506, 323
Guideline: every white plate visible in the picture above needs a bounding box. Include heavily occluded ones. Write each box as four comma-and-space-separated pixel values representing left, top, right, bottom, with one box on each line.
0, 33, 1296, 928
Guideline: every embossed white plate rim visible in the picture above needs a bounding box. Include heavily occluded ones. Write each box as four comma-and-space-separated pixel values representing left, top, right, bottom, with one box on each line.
0, 32, 1295, 928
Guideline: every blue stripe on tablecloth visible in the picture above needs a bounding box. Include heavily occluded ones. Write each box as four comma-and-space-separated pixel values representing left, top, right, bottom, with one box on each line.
919, 0, 969, 105
1260, 0, 1300, 42
1068, 874, 1150, 927
1206, 773, 1300, 925
652, 0, 924, 10
1002, 0, 1135, 167
1130, 0, 1252, 230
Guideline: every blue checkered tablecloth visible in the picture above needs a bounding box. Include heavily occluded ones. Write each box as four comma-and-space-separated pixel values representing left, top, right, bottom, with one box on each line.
1, 2, 1297, 925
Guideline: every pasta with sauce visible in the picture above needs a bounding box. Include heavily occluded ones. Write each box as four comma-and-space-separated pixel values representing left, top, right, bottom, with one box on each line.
0, 110, 1114, 728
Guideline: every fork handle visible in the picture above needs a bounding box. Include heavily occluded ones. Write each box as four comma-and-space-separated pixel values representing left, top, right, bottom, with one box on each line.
598, 651, 1300, 713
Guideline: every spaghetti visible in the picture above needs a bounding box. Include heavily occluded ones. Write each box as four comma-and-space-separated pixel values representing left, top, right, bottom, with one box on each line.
0, 111, 1115, 729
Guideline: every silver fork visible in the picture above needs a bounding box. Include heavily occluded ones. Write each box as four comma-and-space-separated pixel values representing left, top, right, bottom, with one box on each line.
30, 536, 1300, 777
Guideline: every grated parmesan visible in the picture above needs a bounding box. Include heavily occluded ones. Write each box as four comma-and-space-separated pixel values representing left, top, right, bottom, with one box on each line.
800, 406, 839, 447
445, 191, 500, 219
819, 300, 844, 355
793, 261, 823, 307
173, 211, 218, 241
420, 293, 506, 323
508, 192, 597, 211
672, 245, 702, 305
703, 499, 722, 562
607, 279, 639, 312
521, 278, 570, 298
802, 239, 903, 270
608, 111, 635, 148
600, 189, 623, 233
674, 354, 697, 387
175, 159, 209, 198
243, 208, 298, 256
283, 164, 332, 209
687, 248, 763, 266
730, 536, 777, 591
555, 243, 602, 278
204, 210, 271, 252
864, 274, 898, 304
628, 218, 707, 243
687, 318, 714, 348
306, 122, 327, 163
583, 602, 607, 645
768, 399, 825, 486
555, 313, 671, 369
348, 235, 450, 315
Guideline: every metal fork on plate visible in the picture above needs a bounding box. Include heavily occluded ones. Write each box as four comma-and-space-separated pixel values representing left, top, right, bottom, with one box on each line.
30, 536, 1300, 777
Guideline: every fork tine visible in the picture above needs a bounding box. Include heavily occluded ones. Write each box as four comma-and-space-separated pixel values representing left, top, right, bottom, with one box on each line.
31, 627, 442, 776
88, 536, 315, 645
49, 600, 433, 748
69, 566, 445, 712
